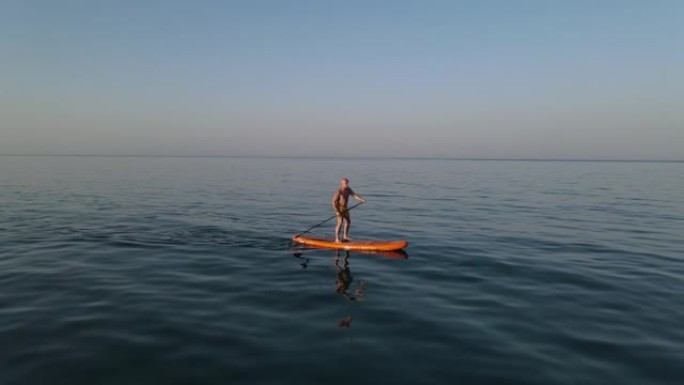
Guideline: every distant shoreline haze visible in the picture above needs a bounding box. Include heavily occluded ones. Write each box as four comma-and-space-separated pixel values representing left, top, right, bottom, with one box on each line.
0, 154, 682, 163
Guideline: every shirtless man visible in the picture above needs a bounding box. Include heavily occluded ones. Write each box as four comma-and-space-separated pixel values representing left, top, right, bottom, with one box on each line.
332, 178, 366, 243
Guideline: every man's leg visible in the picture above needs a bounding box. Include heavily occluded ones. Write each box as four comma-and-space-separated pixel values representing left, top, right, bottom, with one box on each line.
343, 215, 351, 241
334, 216, 343, 242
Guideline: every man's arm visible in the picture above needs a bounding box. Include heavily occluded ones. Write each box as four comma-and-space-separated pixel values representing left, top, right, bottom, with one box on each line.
332, 190, 341, 212
351, 190, 366, 203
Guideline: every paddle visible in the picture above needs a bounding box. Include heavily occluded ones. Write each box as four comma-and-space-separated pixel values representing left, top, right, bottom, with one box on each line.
294, 201, 365, 237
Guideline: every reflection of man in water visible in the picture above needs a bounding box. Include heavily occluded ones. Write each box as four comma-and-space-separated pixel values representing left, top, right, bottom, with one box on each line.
335, 250, 353, 300
335, 250, 355, 328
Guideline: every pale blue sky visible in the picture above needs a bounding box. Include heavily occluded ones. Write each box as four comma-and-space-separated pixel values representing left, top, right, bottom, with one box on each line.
2, 0, 683, 159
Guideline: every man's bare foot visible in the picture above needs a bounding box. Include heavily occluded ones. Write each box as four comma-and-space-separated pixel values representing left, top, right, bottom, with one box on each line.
334, 238, 341, 243
342, 237, 352, 242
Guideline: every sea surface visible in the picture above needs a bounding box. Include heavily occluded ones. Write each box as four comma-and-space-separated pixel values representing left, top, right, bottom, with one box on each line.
1, 156, 683, 385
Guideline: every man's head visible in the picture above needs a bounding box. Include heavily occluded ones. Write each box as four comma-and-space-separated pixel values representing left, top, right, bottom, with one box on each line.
340, 178, 349, 187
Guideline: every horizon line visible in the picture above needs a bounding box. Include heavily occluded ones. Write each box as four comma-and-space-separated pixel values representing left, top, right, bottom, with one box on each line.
1, 154, 683, 163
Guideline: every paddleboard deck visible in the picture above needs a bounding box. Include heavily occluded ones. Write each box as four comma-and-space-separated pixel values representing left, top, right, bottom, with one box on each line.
292, 235, 408, 251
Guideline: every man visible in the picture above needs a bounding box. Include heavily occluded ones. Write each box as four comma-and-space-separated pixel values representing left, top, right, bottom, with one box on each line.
332, 178, 366, 243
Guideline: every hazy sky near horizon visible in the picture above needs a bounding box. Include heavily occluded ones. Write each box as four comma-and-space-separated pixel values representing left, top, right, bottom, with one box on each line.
2, 0, 683, 159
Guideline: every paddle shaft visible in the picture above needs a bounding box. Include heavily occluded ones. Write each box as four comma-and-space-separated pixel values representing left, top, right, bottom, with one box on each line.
295, 201, 364, 237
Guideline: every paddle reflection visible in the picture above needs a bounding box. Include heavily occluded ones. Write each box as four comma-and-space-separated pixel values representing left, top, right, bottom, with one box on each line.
292, 252, 310, 269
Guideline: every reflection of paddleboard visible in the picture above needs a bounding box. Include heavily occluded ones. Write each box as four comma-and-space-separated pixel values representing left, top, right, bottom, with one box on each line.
292, 235, 408, 251
293, 247, 408, 260
353, 248, 408, 260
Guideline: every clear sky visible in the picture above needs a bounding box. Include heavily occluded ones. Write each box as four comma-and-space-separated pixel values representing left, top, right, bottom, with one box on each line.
2, 0, 683, 159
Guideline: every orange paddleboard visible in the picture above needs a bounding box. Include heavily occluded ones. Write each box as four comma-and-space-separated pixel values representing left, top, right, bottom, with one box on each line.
292, 235, 408, 251
293, 247, 408, 260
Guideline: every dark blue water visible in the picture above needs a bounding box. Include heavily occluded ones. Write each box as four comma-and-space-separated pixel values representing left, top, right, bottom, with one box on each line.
1, 156, 683, 384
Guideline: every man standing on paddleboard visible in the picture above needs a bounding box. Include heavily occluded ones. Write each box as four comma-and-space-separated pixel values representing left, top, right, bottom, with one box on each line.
332, 178, 366, 243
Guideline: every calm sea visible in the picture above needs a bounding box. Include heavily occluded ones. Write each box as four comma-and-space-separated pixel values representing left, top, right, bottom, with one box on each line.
1, 156, 683, 384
